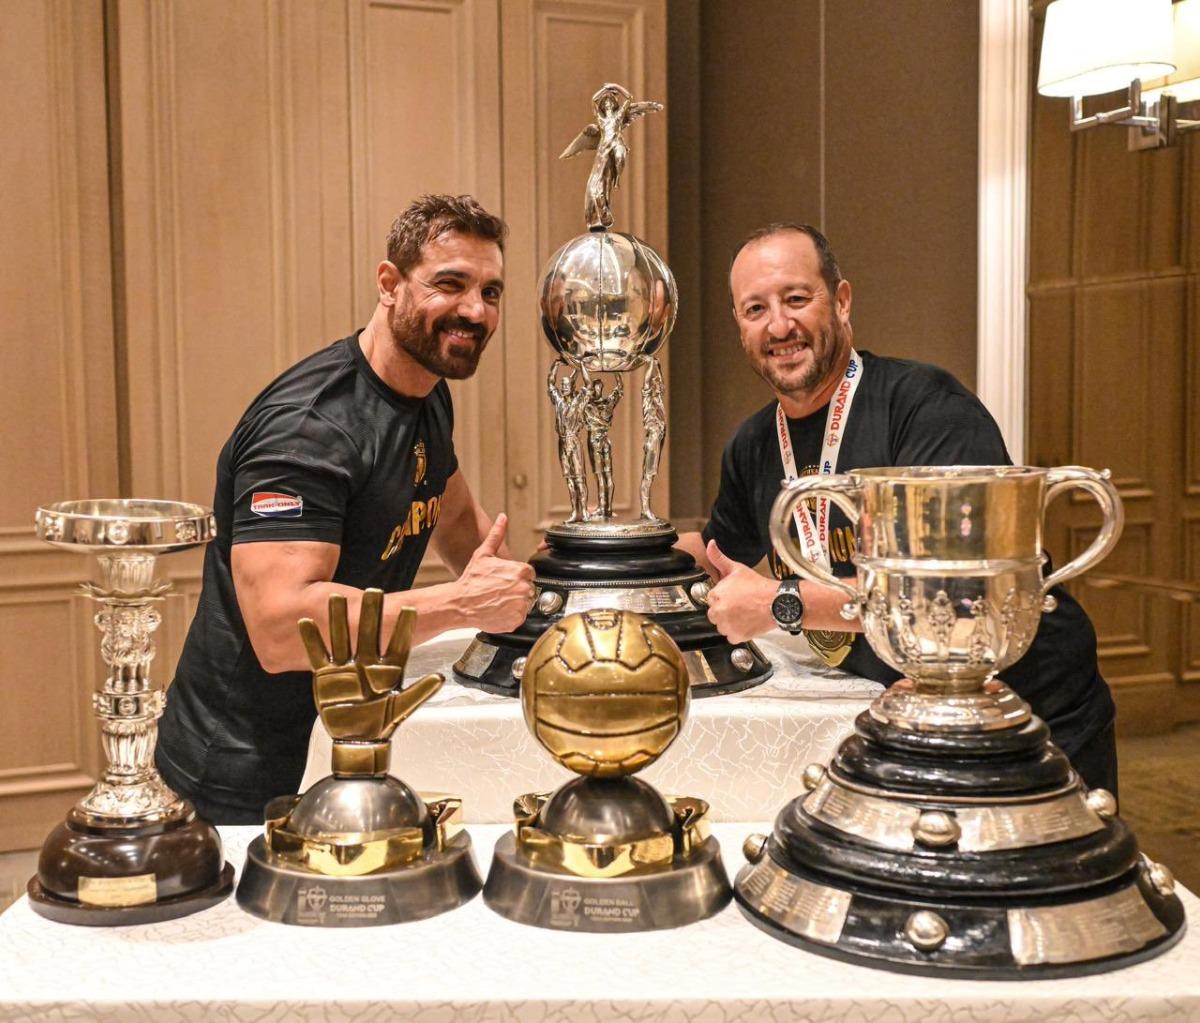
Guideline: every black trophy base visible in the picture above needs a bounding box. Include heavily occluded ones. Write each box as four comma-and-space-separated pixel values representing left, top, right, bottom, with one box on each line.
735, 853, 1186, 980
454, 521, 772, 697
235, 831, 482, 926
734, 702, 1188, 978
484, 831, 731, 932
27, 809, 234, 926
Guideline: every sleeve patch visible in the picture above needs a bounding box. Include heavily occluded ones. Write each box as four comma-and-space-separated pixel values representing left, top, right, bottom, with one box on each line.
250, 492, 304, 518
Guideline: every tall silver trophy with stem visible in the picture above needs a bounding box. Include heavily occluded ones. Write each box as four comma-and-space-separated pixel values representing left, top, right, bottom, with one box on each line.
28, 499, 234, 925
735, 466, 1185, 977
454, 82, 771, 698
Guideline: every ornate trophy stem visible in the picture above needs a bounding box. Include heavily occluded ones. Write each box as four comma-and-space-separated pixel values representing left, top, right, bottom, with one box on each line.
638, 355, 666, 521
81, 553, 184, 822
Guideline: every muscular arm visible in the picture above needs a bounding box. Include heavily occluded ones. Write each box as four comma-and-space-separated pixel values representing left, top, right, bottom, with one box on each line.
232, 541, 468, 674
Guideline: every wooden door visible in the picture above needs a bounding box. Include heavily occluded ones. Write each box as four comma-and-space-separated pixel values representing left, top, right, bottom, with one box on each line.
499, 0, 670, 552
1027, 19, 1200, 733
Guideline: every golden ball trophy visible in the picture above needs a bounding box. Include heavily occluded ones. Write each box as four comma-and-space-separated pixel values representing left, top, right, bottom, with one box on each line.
736, 466, 1185, 977
236, 590, 481, 926
483, 608, 731, 931
29, 500, 234, 925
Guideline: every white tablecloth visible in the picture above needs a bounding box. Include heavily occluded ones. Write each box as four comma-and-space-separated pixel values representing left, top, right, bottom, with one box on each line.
299, 630, 883, 822
1, 824, 1198, 1022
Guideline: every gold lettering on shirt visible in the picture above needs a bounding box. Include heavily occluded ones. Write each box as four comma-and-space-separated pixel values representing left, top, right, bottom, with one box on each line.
380, 493, 442, 561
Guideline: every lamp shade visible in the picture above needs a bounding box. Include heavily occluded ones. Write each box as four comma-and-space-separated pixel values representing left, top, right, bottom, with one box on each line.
1038, 0, 1176, 98
1144, 0, 1200, 104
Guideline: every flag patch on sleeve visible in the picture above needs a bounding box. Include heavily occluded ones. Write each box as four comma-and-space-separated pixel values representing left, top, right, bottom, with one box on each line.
250, 492, 303, 518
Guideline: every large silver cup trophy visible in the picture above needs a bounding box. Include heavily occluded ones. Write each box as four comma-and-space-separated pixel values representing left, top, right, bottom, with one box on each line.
28, 499, 234, 925
735, 466, 1185, 978
454, 82, 771, 697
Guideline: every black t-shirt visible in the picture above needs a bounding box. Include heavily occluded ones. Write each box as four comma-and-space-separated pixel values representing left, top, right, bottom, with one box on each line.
702, 351, 1114, 757
157, 332, 458, 814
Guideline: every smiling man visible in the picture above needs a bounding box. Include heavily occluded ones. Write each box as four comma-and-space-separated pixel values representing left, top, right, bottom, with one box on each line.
677, 222, 1118, 793
157, 194, 536, 824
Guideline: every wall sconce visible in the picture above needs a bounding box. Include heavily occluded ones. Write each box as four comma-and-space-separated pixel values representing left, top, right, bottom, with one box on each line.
1037, 0, 1200, 149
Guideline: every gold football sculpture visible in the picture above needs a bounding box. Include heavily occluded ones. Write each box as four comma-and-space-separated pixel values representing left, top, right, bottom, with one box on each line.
484, 609, 731, 931
522, 607, 688, 776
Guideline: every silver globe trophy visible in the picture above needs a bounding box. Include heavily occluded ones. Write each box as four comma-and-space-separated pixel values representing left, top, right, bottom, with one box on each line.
735, 466, 1185, 977
454, 82, 771, 697
27, 499, 234, 925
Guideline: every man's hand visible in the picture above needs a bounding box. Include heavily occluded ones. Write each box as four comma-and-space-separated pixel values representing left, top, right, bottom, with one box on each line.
454, 513, 536, 633
705, 540, 778, 644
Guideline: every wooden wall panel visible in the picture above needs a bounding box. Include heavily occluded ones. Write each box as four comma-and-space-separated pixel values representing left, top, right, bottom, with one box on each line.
0, 1, 116, 846
501, 0, 669, 547
348, 0, 506, 532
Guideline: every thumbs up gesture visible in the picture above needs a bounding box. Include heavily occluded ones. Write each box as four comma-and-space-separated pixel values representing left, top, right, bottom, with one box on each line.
454, 513, 536, 633
704, 539, 779, 644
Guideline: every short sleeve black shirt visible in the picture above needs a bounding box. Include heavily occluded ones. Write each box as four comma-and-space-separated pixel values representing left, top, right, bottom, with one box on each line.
158, 332, 458, 814
701, 351, 1114, 757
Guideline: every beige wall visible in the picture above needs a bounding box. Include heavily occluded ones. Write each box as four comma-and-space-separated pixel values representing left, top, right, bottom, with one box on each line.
667, 0, 980, 521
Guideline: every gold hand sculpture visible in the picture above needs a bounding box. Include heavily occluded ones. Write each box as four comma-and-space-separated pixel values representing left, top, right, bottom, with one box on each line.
298, 589, 443, 775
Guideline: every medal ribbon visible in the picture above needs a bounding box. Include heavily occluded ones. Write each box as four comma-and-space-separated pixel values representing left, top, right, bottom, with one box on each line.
775, 348, 863, 573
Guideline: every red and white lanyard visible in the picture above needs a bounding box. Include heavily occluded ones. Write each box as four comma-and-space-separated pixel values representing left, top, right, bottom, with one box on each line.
775, 349, 864, 572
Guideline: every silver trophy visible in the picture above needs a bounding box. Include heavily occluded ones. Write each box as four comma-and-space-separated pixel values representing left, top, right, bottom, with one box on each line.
735, 466, 1185, 977
27, 499, 234, 925
454, 83, 771, 698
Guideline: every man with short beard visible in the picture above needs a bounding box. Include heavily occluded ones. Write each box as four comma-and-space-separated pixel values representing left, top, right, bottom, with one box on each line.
157, 194, 536, 823
676, 223, 1118, 793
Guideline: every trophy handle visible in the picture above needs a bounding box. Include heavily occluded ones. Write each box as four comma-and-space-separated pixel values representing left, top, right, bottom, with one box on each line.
1040, 466, 1125, 607
769, 475, 863, 610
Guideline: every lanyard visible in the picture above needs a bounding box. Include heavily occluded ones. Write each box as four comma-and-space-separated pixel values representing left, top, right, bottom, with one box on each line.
775, 349, 863, 572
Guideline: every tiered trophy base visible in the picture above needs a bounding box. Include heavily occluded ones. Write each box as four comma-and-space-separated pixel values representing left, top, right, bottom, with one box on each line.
734, 687, 1186, 979
28, 808, 234, 926
235, 777, 482, 927
454, 521, 771, 697
484, 776, 732, 932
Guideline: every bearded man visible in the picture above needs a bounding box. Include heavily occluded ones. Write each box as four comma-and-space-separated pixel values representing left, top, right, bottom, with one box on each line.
677, 223, 1118, 793
157, 194, 535, 824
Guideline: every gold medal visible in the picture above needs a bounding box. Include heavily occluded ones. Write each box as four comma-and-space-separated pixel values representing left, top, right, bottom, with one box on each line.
804, 628, 853, 668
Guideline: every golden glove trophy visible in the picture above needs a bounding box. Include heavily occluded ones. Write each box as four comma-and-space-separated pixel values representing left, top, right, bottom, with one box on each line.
736, 466, 1186, 977
236, 590, 481, 926
29, 500, 234, 925
484, 609, 731, 931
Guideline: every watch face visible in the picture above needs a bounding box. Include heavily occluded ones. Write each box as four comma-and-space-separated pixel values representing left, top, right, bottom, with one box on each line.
772, 591, 804, 626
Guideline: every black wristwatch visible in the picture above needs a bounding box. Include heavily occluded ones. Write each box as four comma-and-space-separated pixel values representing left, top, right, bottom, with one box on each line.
771, 580, 806, 634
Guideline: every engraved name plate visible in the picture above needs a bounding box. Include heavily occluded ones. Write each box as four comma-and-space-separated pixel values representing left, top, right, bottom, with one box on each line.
1008, 885, 1168, 965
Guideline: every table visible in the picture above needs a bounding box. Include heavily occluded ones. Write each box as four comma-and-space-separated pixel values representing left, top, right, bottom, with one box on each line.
299, 630, 883, 822
2, 824, 1198, 1021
